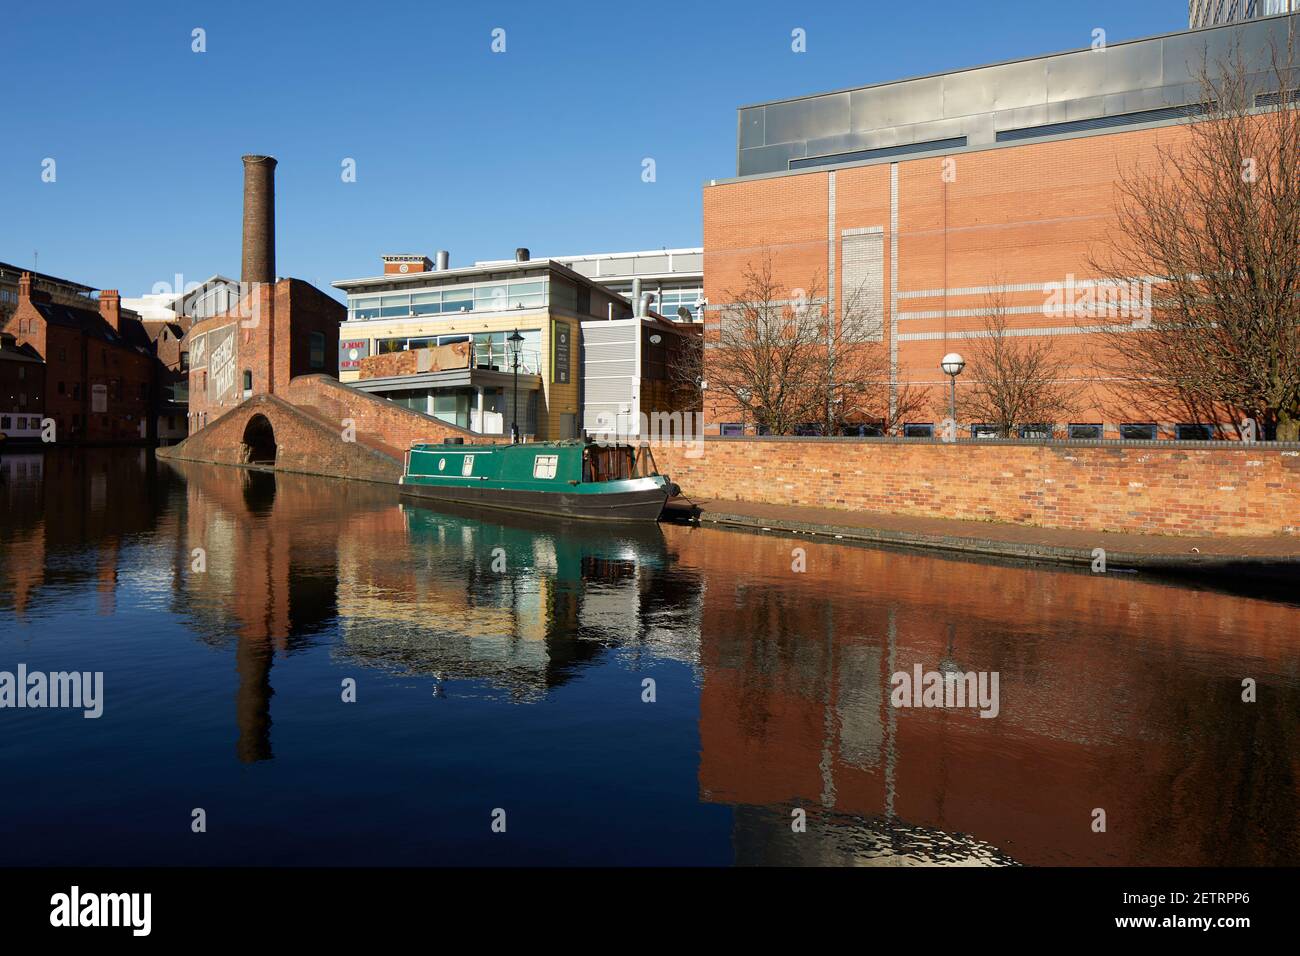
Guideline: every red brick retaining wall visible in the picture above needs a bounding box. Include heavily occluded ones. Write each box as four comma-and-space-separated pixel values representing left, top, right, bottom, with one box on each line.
653, 438, 1300, 537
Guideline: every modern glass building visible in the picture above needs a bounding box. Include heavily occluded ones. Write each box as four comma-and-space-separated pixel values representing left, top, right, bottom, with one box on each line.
1190, 0, 1297, 28
334, 254, 639, 440
475, 248, 704, 322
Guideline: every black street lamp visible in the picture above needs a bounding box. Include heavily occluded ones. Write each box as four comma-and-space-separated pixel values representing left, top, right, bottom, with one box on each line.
508, 330, 525, 443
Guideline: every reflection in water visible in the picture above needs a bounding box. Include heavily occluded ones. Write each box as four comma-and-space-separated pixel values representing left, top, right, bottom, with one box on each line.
0, 448, 1297, 866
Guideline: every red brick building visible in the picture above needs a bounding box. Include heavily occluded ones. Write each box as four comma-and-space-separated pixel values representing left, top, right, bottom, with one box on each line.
184, 278, 342, 432
181, 155, 343, 435
1, 274, 157, 443
704, 14, 1298, 439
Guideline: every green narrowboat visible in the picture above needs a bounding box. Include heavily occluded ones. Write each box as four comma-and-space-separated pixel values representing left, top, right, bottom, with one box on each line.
400, 439, 680, 522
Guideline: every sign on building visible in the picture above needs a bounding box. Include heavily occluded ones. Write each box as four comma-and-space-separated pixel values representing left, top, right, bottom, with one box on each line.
340, 338, 370, 371
552, 320, 571, 385
206, 324, 238, 403
91, 384, 107, 414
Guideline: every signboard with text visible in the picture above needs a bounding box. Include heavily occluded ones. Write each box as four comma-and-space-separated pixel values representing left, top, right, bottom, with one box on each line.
551, 320, 570, 385
340, 339, 370, 371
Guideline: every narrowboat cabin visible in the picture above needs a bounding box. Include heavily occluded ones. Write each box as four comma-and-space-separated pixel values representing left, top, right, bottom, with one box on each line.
400, 439, 679, 521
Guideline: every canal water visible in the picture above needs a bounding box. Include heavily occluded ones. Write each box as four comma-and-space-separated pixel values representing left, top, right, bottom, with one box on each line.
0, 448, 1297, 866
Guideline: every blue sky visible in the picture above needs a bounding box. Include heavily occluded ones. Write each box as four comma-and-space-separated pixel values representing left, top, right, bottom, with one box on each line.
1, 0, 1182, 300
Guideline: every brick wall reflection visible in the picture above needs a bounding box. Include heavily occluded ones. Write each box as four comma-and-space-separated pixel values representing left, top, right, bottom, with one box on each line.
665, 524, 1300, 865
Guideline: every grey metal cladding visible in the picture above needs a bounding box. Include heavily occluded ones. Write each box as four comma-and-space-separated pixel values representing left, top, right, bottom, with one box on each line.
850, 75, 944, 130
762, 92, 851, 145
737, 142, 808, 177
733, 15, 1299, 177
1045, 45, 1164, 103
739, 107, 765, 148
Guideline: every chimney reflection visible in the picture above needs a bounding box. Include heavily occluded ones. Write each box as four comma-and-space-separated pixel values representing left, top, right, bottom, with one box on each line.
162, 460, 698, 758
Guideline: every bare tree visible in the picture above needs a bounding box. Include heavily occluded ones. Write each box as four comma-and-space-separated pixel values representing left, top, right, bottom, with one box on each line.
954, 287, 1082, 436
1092, 35, 1300, 439
685, 251, 902, 435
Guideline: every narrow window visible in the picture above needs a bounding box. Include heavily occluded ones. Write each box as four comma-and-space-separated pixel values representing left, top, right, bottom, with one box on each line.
1120, 423, 1157, 440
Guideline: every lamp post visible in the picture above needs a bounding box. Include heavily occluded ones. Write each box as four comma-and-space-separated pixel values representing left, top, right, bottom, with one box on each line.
941, 352, 965, 424
508, 330, 525, 443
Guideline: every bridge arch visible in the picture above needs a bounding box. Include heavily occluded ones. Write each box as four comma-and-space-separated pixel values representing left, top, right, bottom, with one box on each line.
241, 413, 277, 465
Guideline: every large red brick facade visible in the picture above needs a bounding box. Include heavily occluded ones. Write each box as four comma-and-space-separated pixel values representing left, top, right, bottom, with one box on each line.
702, 121, 1210, 437
653, 437, 1300, 537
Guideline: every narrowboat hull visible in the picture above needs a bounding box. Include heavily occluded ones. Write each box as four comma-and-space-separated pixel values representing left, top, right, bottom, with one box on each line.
399, 475, 675, 522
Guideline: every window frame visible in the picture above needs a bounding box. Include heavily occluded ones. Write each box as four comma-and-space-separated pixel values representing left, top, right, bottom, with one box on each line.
532, 454, 559, 479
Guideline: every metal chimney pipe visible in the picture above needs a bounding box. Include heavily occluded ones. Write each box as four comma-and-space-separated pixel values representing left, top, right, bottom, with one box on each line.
240, 155, 277, 286
631, 277, 643, 316
515, 247, 530, 262
435, 250, 450, 271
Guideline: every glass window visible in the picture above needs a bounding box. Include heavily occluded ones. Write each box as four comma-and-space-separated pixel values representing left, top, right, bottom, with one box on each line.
410, 291, 441, 315
309, 331, 325, 369
475, 285, 509, 311
351, 296, 381, 320
1121, 423, 1157, 440
507, 280, 546, 309
971, 424, 1002, 439
903, 423, 933, 438
1069, 424, 1103, 439
533, 454, 558, 479
442, 289, 473, 313
1176, 424, 1215, 441
719, 423, 744, 437
1018, 424, 1052, 439
380, 294, 412, 318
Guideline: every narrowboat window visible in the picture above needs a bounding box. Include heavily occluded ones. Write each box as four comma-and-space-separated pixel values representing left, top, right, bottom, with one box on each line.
533, 454, 558, 479
461, 455, 474, 476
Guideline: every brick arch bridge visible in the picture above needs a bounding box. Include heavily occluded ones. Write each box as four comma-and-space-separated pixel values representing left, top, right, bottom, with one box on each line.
157, 374, 497, 484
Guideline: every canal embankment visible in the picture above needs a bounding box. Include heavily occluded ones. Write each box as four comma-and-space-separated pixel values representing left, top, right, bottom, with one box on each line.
654, 435, 1300, 572
664, 497, 1300, 574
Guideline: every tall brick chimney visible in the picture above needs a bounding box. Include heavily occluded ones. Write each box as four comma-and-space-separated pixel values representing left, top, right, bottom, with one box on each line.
99, 289, 121, 332
240, 155, 277, 287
